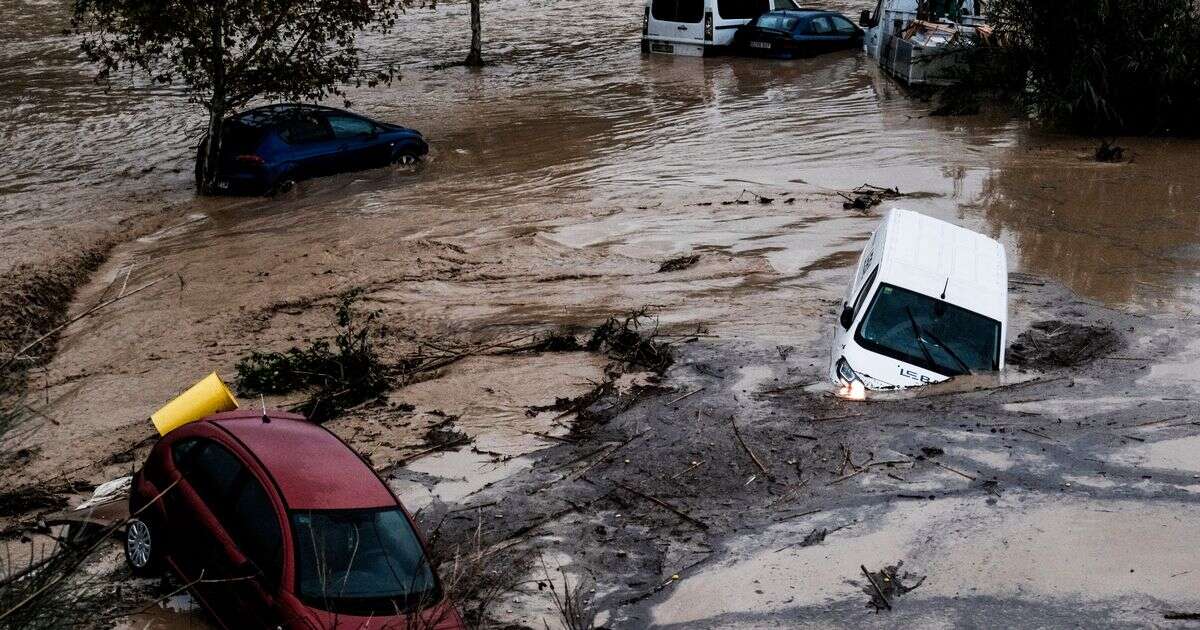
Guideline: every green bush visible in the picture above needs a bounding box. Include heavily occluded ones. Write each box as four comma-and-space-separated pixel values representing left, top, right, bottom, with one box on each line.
988, 0, 1200, 134
235, 296, 388, 421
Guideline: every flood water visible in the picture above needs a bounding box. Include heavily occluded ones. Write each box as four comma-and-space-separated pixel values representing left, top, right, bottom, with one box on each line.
3, 0, 1199, 311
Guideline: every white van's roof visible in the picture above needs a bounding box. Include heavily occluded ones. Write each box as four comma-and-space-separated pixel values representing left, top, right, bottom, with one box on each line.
875, 208, 1007, 322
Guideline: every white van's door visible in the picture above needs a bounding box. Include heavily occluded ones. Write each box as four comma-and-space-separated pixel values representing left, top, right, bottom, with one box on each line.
646, 0, 707, 55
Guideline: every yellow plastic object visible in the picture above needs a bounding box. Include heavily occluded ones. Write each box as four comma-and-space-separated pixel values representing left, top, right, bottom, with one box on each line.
151, 372, 239, 436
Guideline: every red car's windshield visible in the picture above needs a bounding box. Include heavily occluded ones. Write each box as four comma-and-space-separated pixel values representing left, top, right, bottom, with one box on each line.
291, 507, 439, 615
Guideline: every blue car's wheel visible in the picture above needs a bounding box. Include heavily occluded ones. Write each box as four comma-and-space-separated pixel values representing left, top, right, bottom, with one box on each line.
391, 142, 425, 166
267, 165, 298, 196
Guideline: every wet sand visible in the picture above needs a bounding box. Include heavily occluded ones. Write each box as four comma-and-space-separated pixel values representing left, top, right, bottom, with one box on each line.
3, 0, 1200, 626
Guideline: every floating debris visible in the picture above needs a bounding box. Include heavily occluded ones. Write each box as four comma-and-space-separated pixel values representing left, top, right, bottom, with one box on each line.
1008, 321, 1124, 369
861, 561, 925, 612
658, 255, 700, 273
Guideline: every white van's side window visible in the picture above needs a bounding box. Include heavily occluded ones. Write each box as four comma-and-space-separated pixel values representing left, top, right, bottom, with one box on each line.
852, 267, 878, 320
652, 0, 704, 23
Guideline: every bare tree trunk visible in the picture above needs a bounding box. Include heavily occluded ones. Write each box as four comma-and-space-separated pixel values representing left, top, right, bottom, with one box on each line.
464, 0, 483, 66
200, 2, 226, 196
200, 105, 224, 195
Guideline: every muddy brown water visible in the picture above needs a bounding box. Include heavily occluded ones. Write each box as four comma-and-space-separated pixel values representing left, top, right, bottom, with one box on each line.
3, 0, 1200, 311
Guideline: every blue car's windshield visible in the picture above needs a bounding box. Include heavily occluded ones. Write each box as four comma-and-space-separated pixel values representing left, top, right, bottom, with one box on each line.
755, 14, 798, 31
855, 283, 1000, 376
292, 507, 438, 615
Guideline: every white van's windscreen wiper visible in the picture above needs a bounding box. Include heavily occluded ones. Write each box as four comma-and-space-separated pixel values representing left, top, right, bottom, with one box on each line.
921, 326, 972, 375
904, 306, 942, 372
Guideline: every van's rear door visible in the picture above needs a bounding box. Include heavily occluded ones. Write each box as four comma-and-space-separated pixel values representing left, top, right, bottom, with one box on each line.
648, 0, 706, 48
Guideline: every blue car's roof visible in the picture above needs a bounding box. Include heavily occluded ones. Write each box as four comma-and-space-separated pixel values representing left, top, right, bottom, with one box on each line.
760, 8, 845, 19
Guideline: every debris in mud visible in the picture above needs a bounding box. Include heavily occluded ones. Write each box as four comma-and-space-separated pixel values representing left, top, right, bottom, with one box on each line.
721, 189, 775, 205
1094, 139, 1126, 163
920, 446, 944, 458
235, 295, 388, 421
658, 254, 700, 273
860, 561, 925, 612
0, 480, 90, 518
839, 184, 902, 211
527, 380, 615, 422
1007, 320, 1124, 369
0, 446, 38, 471
587, 310, 674, 374
776, 527, 829, 552
423, 414, 469, 446
533, 330, 584, 352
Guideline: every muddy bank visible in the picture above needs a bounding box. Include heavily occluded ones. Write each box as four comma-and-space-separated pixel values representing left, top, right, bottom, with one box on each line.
0, 210, 186, 393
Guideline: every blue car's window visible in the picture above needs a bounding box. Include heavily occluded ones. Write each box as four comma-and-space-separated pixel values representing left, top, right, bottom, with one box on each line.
717, 0, 769, 20
831, 15, 857, 34
756, 14, 798, 31
807, 16, 833, 34
279, 114, 332, 145
221, 124, 266, 155
326, 115, 377, 139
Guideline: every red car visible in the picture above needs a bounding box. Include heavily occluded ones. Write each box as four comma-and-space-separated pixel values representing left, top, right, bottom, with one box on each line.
125, 409, 464, 629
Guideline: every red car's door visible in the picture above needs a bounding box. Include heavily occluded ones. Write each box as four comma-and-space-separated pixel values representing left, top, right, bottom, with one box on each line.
168, 437, 284, 628
214, 459, 289, 627
166, 438, 251, 619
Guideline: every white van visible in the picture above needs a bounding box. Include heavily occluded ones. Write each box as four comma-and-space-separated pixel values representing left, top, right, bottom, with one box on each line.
829, 209, 1007, 396
642, 0, 801, 56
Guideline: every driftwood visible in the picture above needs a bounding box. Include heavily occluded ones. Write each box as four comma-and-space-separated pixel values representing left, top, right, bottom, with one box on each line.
933, 461, 976, 481
612, 481, 709, 531
730, 416, 771, 479
861, 565, 892, 611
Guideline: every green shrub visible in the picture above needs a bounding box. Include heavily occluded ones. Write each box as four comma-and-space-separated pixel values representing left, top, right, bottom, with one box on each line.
987, 0, 1200, 134
235, 296, 388, 421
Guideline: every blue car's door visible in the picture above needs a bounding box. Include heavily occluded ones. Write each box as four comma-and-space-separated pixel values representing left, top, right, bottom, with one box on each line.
803, 16, 843, 54
324, 113, 389, 170
829, 14, 863, 50
276, 112, 337, 178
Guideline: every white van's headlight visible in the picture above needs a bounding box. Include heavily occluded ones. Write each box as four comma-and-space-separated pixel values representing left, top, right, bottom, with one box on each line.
835, 358, 867, 400
836, 358, 858, 384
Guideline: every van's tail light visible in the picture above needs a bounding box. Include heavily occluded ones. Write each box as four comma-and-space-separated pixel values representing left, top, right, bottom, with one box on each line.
235, 154, 264, 166
704, 12, 713, 40
643, 6, 650, 35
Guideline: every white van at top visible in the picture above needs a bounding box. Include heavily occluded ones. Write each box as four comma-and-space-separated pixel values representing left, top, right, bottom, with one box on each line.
829, 209, 1007, 396
642, 0, 801, 56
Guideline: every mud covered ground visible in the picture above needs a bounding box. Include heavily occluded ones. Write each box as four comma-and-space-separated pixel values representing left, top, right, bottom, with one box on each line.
391, 278, 1200, 629
5, 199, 1199, 627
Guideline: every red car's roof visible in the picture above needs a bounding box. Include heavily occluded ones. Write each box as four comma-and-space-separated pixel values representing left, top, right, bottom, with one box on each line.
205, 410, 396, 511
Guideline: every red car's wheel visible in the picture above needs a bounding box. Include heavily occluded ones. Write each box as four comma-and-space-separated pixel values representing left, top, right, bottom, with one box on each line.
124, 517, 162, 576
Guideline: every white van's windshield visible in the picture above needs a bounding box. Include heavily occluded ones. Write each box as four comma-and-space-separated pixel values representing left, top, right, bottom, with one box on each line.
855, 283, 1000, 375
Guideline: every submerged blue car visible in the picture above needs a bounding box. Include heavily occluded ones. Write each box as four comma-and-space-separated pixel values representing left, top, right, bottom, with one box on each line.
731, 10, 864, 59
196, 104, 428, 195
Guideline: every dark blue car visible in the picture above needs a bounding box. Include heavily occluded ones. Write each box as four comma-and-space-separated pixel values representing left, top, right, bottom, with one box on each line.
731, 10, 863, 59
196, 104, 428, 195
